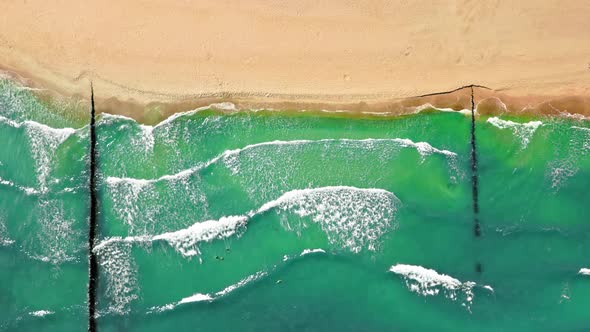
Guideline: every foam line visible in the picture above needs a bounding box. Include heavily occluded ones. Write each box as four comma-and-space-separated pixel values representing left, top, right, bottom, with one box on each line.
99, 101, 480, 129
0, 175, 39, 195
106, 138, 457, 185
99, 102, 237, 130
149, 270, 268, 313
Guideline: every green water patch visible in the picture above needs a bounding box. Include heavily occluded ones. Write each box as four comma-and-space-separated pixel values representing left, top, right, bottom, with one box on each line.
2, 80, 590, 331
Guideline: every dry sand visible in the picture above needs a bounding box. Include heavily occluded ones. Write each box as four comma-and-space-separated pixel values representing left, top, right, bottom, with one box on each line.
1, 0, 590, 121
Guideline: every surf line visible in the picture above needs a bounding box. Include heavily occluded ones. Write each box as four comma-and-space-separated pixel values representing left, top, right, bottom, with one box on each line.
88, 83, 99, 332
469, 86, 483, 273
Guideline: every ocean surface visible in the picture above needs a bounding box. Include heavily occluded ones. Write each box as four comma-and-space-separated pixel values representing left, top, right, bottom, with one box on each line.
1, 79, 590, 331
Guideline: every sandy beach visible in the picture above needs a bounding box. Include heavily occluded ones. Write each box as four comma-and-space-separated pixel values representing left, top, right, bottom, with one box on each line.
1, 0, 590, 121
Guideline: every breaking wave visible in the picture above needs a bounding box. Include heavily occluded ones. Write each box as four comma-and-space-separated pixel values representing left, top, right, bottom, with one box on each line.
97, 186, 400, 257
0, 115, 87, 264
389, 264, 493, 311
487, 117, 543, 149
94, 186, 401, 314
107, 138, 457, 185
98, 103, 238, 154
103, 138, 456, 236
0, 115, 81, 192
149, 270, 268, 314
300, 248, 326, 256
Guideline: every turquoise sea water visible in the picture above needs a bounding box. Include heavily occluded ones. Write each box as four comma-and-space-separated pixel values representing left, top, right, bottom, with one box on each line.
1, 79, 590, 331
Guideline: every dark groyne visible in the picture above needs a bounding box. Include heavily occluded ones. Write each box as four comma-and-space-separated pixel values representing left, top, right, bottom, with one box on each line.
415, 83, 484, 244
470, 86, 480, 236
469, 86, 482, 273
88, 83, 98, 332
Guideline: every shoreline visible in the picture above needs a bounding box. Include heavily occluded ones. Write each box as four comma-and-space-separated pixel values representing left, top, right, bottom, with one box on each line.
2, 1, 589, 123
2, 70, 589, 125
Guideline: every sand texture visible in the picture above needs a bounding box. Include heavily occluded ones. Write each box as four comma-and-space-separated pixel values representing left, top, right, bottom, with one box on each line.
1, 0, 589, 120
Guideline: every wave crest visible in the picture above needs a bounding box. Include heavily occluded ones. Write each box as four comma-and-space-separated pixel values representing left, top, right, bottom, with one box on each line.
487, 117, 542, 149
390, 264, 493, 311
95, 186, 400, 315
0, 115, 79, 192
97, 186, 400, 257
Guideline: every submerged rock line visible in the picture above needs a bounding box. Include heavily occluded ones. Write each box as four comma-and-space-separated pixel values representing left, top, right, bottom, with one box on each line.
88, 83, 99, 332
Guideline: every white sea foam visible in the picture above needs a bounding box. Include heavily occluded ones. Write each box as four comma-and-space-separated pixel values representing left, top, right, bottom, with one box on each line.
100, 102, 238, 131
215, 271, 268, 298
165, 102, 238, 126
149, 270, 268, 313
0, 216, 14, 246
300, 248, 326, 256
579, 268, 590, 275
572, 126, 590, 151
138, 124, 155, 151
0, 115, 78, 192
255, 186, 400, 253
178, 293, 214, 304
103, 178, 159, 234
107, 138, 457, 185
389, 264, 493, 311
93, 242, 139, 315
97, 186, 400, 256
105, 138, 450, 236
100, 113, 159, 153
105, 167, 209, 236
390, 264, 464, 296
29, 310, 54, 317
414, 103, 472, 116
26, 198, 82, 264
572, 126, 590, 132
101, 103, 473, 132
548, 126, 590, 190
94, 216, 247, 259
0, 175, 39, 195
97, 186, 400, 314
152, 216, 248, 258
487, 117, 543, 149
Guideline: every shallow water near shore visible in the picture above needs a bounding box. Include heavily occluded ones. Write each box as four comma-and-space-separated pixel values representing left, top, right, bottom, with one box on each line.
1, 79, 590, 331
